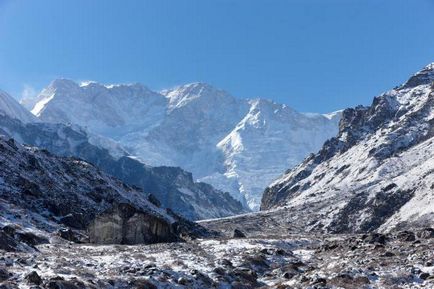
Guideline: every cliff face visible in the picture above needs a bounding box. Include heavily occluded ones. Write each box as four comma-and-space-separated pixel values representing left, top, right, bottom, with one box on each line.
88, 203, 176, 245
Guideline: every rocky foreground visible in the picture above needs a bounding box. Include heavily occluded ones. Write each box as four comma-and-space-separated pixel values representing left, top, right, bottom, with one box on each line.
0, 228, 433, 288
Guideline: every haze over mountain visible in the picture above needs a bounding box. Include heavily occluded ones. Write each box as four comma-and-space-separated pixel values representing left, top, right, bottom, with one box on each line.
27, 81, 340, 209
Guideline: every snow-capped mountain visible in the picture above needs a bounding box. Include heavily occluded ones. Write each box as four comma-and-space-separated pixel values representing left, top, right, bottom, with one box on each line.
211, 99, 340, 209
0, 90, 37, 123
31, 79, 167, 138
0, 112, 245, 220
261, 63, 434, 232
30, 81, 340, 209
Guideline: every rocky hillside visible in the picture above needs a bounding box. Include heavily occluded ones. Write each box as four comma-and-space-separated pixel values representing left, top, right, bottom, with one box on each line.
261, 63, 434, 233
0, 113, 246, 221
28, 80, 340, 209
0, 134, 209, 251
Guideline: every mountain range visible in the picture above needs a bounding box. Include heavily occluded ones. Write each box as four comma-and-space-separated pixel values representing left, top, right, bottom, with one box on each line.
25, 81, 340, 209
1, 64, 434, 288
0, 90, 245, 221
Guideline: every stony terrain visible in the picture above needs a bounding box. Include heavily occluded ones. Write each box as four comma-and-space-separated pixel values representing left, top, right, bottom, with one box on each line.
0, 228, 433, 288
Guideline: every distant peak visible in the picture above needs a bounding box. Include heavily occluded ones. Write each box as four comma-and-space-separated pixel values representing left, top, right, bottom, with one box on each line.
49, 78, 79, 89
163, 82, 225, 97
248, 98, 294, 113
79, 80, 98, 87
163, 82, 234, 110
107, 82, 152, 92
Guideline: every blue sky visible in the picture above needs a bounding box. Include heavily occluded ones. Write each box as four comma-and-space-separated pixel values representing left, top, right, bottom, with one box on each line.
0, 0, 433, 113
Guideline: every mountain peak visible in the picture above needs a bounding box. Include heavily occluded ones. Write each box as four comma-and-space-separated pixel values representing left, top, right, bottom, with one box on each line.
49, 78, 80, 90
400, 62, 434, 89
163, 82, 235, 110
162, 82, 225, 97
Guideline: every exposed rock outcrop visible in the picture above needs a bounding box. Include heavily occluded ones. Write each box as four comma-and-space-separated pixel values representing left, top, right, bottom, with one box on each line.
88, 203, 176, 245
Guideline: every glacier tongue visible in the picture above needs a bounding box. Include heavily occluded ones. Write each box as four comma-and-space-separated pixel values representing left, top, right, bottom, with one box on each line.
30, 80, 340, 209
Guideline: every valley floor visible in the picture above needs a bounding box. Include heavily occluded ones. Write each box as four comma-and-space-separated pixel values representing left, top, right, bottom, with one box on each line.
1, 230, 433, 289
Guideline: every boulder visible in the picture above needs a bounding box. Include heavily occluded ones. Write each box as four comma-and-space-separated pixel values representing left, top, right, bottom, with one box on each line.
0, 267, 10, 281
233, 229, 246, 238
88, 203, 176, 245
25, 271, 42, 285
0, 231, 18, 252
416, 228, 434, 239
363, 233, 388, 245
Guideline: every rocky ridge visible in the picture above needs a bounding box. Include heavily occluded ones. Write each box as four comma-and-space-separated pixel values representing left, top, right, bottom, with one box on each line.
260, 63, 434, 233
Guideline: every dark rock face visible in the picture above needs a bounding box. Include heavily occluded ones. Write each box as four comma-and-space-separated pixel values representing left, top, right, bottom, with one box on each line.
0, 231, 19, 252
401, 63, 434, 89
0, 267, 9, 281
88, 203, 176, 245
233, 229, 246, 238
417, 228, 434, 239
0, 115, 246, 220
25, 271, 42, 285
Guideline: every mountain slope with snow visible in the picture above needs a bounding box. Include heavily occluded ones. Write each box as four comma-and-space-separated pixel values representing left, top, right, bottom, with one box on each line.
261, 63, 434, 232
30, 81, 340, 209
0, 134, 185, 249
0, 112, 246, 220
208, 98, 340, 209
0, 90, 37, 123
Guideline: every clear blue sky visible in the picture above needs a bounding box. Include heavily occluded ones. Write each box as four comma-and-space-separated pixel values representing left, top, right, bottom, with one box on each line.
0, 0, 433, 113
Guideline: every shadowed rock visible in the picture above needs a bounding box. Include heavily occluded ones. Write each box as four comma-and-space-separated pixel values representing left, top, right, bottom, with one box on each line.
88, 203, 177, 245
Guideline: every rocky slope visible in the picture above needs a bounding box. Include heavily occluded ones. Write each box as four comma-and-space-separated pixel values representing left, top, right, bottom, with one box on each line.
0, 113, 245, 220
0, 134, 205, 252
260, 63, 434, 233
28, 80, 340, 209
1, 228, 433, 288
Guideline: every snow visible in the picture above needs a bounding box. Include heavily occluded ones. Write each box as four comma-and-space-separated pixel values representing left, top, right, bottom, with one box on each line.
31, 80, 340, 210
0, 90, 38, 123
265, 66, 434, 231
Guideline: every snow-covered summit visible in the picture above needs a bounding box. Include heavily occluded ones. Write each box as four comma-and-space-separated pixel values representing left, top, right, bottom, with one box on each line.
162, 82, 238, 111
29, 80, 340, 209
213, 98, 340, 209
32, 79, 167, 137
400, 62, 434, 89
